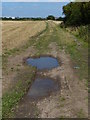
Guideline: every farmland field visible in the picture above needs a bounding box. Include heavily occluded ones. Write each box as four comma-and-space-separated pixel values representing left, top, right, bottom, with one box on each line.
2, 21, 46, 52
2, 21, 88, 118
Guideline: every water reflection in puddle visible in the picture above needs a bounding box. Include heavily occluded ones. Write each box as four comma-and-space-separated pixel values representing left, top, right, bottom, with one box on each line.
26, 56, 59, 70
28, 77, 60, 99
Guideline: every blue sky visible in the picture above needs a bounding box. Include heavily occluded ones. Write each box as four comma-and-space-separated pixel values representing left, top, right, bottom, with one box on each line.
2, 0, 73, 2
2, 2, 68, 18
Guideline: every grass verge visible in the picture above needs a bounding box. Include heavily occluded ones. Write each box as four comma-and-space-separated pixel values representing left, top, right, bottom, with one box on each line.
2, 66, 36, 118
58, 25, 88, 83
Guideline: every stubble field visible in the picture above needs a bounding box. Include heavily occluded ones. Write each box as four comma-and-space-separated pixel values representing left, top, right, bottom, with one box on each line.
2, 21, 46, 52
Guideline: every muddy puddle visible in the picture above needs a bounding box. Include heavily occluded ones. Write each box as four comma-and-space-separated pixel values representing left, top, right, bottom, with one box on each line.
26, 56, 60, 100
26, 56, 59, 70
27, 77, 60, 99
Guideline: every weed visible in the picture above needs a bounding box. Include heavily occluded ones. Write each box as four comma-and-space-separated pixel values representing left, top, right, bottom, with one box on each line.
60, 97, 66, 102
77, 109, 85, 118
59, 115, 65, 118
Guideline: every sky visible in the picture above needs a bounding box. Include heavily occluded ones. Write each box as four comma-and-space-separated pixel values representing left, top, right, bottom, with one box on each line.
2, 2, 69, 18
2, 0, 73, 2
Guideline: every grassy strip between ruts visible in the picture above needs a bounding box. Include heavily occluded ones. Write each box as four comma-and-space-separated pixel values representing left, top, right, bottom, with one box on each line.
2, 66, 36, 118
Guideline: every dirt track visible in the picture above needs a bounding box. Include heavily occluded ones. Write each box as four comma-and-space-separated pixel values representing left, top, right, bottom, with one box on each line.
2, 21, 88, 118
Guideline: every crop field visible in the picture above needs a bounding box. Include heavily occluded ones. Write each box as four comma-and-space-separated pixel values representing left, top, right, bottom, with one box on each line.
2, 20, 88, 119
2, 21, 46, 52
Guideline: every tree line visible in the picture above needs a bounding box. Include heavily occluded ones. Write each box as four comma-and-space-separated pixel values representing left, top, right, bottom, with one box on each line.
1, 15, 64, 21
1, 17, 45, 21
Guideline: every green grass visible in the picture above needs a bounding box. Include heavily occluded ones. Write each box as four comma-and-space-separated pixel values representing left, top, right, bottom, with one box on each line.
4, 48, 20, 56
2, 66, 36, 118
59, 97, 66, 107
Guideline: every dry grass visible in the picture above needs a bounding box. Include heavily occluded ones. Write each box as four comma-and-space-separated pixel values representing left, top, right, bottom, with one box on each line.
53, 21, 63, 24
2, 21, 46, 52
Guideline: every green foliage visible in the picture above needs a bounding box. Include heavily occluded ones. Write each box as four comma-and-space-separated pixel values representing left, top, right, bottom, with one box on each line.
63, 2, 90, 26
56, 17, 64, 21
2, 17, 46, 21
65, 25, 89, 42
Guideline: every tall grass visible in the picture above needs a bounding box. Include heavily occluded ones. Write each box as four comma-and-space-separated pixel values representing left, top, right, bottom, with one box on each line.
75, 25, 89, 42
65, 24, 89, 42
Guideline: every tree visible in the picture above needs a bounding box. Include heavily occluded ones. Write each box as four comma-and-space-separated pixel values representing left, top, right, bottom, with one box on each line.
56, 17, 64, 21
47, 15, 55, 20
63, 2, 90, 26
